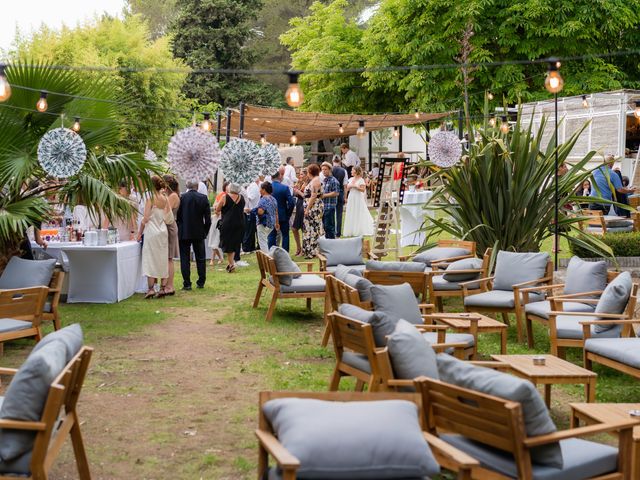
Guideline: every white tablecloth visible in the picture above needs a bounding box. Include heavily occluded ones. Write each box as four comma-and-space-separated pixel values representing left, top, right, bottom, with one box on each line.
399, 190, 433, 247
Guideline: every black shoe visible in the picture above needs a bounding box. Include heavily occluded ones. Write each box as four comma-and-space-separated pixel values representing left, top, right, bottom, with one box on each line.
196, 285, 204, 289
182, 286, 192, 291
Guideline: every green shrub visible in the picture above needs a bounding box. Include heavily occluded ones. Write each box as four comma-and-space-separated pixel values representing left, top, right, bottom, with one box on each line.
569, 232, 640, 258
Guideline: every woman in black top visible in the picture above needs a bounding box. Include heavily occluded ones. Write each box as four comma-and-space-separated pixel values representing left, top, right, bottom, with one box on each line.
215, 182, 245, 272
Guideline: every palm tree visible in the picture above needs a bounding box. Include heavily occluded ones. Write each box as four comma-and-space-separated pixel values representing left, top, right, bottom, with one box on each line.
0, 62, 163, 267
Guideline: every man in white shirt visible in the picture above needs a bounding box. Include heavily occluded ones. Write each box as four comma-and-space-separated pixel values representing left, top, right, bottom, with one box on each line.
340, 143, 360, 177
283, 157, 297, 189
242, 175, 262, 254
197, 181, 208, 196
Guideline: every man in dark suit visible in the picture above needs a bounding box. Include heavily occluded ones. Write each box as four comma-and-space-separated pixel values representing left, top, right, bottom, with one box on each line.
332, 157, 348, 237
268, 169, 295, 252
176, 181, 211, 290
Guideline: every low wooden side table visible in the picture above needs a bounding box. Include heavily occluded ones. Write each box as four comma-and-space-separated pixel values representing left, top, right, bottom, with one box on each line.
491, 354, 597, 407
570, 402, 640, 477
425, 312, 507, 359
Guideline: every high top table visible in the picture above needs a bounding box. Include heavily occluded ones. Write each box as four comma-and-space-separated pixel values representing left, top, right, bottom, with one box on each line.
398, 189, 433, 247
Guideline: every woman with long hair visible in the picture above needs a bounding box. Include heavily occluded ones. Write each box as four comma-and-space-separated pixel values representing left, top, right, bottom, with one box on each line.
216, 183, 245, 272
302, 163, 324, 259
161, 174, 180, 296
343, 166, 374, 237
208, 182, 228, 265
291, 168, 307, 256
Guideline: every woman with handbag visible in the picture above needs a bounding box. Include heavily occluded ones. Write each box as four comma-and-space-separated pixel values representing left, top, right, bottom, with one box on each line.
161, 174, 181, 297
137, 175, 170, 298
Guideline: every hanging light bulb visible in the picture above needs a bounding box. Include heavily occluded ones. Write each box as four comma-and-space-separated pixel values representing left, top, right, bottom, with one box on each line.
356, 120, 366, 138
487, 91, 494, 101
260, 133, 267, 145
201, 112, 212, 132
393, 126, 400, 138
36, 91, 48, 112
634, 101, 640, 119
500, 116, 510, 134
414, 110, 420, 119
489, 116, 496, 127
0, 64, 11, 102
72, 117, 81, 132
290, 130, 297, 145
285, 72, 304, 108
544, 59, 564, 94
338, 123, 345, 134
581, 95, 589, 109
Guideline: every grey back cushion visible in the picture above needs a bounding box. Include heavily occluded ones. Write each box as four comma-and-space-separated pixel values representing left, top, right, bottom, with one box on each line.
342, 273, 374, 302
594, 271, 632, 333
493, 251, 550, 291
33, 323, 83, 363
0, 257, 56, 289
412, 247, 470, 266
366, 260, 425, 272
0, 340, 67, 461
338, 304, 377, 323
263, 398, 440, 479
443, 258, 484, 282
436, 354, 562, 468
318, 237, 364, 267
371, 283, 423, 325
334, 264, 363, 282
564, 257, 607, 296
270, 246, 301, 286
388, 319, 439, 382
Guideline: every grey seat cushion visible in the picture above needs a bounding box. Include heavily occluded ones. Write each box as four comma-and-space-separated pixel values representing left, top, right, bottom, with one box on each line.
436, 354, 562, 468
366, 260, 426, 273
464, 290, 544, 309
443, 258, 483, 282
585, 338, 640, 369
270, 247, 301, 286
266, 469, 429, 480
423, 332, 474, 347
493, 251, 550, 291
0, 257, 56, 290
270, 275, 325, 293
371, 283, 423, 325
525, 301, 594, 320
412, 247, 471, 266
441, 435, 617, 480
33, 323, 83, 363
593, 271, 632, 333
563, 257, 607, 296
342, 273, 374, 302
262, 398, 440, 479
0, 319, 33, 334
432, 275, 480, 291
329, 264, 366, 276
0, 340, 67, 461
555, 316, 622, 340
388, 320, 439, 382
318, 237, 364, 267
342, 351, 371, 374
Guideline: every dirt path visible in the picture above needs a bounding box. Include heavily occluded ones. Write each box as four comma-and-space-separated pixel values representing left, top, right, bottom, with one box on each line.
52, 307, 266, 479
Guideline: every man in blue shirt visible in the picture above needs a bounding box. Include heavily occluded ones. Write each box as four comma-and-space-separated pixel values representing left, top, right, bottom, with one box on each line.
589, 155, 635, 212
268, 169, 296, 252
321, 162, 340, 239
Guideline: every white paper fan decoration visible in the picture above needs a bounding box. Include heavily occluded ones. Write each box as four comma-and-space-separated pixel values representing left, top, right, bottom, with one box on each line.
220, 138, 261, 186
257, 143, 281, 177
167, 127, 220, 182
428, 130, 462, 168
144, 147, 157, 161
37, 128, 87, 178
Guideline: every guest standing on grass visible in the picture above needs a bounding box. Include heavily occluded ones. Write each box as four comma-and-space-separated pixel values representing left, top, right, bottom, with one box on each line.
332, 156, 348, 238
216, 183, 246, 273
283, 156, 297, 189
268, 169, 295, 251
291, 168, 307, 257
340, 143, 360, 177
343, 166, 374, 237
208, 182, 228, 266
320, 162, 340, 239
243, 176, 261, 254
302, 163, 324, 258
161, 174, 181, 296
176, 180, 211, 290
254, 182, 278, 252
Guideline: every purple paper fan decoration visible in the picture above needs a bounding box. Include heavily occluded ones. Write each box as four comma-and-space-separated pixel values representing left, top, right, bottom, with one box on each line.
144, 147, 157, 161
428, 130, 462, 168
220, 138, 261, 186
37, 128, 87, 178
167, 127, 220, 182
257, 143, 282, 177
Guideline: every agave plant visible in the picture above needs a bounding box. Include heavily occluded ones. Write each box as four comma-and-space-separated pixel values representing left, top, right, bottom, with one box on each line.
423, 110, 611, 257
0, 62, 163, 264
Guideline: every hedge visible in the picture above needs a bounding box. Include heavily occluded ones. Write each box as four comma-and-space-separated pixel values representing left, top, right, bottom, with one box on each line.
570, 232, 640, 258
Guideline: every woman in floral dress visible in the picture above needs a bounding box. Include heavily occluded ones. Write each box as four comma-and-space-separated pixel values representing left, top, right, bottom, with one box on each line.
302, 163, 324, 259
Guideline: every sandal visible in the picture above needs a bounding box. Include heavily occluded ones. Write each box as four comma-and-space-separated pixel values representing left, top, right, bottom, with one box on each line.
165, 289, 175, 296
155, 288, 167, 299
144, 289, 155, 299
228, 264, 236, 273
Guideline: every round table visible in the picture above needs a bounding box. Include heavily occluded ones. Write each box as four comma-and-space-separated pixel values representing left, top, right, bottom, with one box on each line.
399, 190, 433, 247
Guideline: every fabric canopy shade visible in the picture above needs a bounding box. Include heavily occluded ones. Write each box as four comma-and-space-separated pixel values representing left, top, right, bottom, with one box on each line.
218, 105, 452, 144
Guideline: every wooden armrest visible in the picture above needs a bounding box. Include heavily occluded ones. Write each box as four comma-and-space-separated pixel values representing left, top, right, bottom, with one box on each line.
549, 290, 603, 299
417, 324, 450, 331
519, 283, 564, 293
459, 276, 493, 287
431, 342, 468, 351
548, 297, 599, 304
255, 430, 301, 469
398, 254, 413, 262
316, 253, 327, 262
295, 261, 315, 266
367, 251, 379, 260
513, 276, 553, 289
386, 379, 415, 388
523, 420, 640, 448
0, 419, 46, 431
428, 268, 482, 276
548, 311, 625, 319
0, 368, 18, 376
423, 431, 480, 469
579, 318, 640, 325
435, 254, 474, 263
48, 287, 62, 293
418, 303, 435, 313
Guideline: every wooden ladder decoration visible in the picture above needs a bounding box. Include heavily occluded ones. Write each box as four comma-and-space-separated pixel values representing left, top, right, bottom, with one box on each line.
372, 157, 408, 258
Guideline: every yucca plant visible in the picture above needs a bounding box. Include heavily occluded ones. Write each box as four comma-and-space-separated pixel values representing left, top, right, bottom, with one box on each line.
0, 62, 163, 265
424, 110, 612, 257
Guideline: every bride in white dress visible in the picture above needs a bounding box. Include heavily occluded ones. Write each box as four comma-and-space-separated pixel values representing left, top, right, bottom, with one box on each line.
343, 166, 374, 237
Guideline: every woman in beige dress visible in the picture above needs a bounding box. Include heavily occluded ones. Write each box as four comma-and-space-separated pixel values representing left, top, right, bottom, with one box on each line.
161, 174, 180, 296
137, 175, 170, 299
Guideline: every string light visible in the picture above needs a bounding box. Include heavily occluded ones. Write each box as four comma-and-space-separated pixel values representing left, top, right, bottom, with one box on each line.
500, 116, 510, 134
581, 95, 589, 108
356, 120, 366, 138
36, 91, 48, 112
201, 112, 212, 131
290, 130, 297, 144
0, 65, 11, 102
393, 126, 400, 138
285, 72, 304, 108
260, 133, 267, 145
487, 92, 494, 100
489, 117, 496, 127
338, 123, 345, 134
634, 101, 640, 119
544, 59, 564, 94
414, 111, 420, 119
72, 117, 81, 132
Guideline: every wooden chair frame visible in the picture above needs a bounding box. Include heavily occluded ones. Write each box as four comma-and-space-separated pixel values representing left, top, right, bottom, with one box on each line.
522, 271, 620, 349
256, 390, 478, 480
0, 346, 93, 479
363, 269, 429, 303
415, 376, 637, 480
0, 287, 48, 355
583, 320, 640, 380
427, 248, 492, 312
577, 209, 640, 235
460, 260, 554, 344
317, 238, 377, 272
547, 283, 638, 358
253, 251, 329, 322
399, 239, 477, 263
43, 269, 65, 331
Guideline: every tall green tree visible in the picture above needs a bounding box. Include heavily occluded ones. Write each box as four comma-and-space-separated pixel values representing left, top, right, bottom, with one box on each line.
171, 0, 281, 107
125, 0, 177, 39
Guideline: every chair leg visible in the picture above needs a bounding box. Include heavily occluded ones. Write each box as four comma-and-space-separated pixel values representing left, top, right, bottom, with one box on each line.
515, 311, 524, 344
306, 298, 312, 310
500, 312, 510, 326
526, 318, 535, 349
70, 412, 91, 480
53, 314, 61, 331
265, 291, 278, 322
329, 367, 342, 391
355, 380, 365, 392
321, 322, 331, 348
557, 346, 566, 360
436, 297, 444, 312
252, 282, 264, 308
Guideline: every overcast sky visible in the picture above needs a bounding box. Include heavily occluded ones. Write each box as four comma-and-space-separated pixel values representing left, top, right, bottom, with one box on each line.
0, 0, 125, 52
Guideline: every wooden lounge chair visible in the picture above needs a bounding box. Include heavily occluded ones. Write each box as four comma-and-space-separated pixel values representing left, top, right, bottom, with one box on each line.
364, 267, 430, 303
399, 239, 476, 264
43, 269, 65, 331
583, 319, 640, 380
0, 286, 48, 355
317, 237, 376, 273
578, 209, 639, 234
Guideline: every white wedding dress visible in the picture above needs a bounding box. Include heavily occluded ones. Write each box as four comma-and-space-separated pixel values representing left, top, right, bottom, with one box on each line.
343, 177, 374, 237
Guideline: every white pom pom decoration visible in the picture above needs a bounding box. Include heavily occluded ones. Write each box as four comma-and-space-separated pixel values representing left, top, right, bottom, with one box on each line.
220, 138, 261, 186
167, 127, 220, 182
257, 143, 281, 177
428, 130, 462, 168
37, 128, 87, 178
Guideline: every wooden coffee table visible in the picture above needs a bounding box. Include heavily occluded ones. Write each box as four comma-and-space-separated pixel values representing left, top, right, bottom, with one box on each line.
491, 354, 597, 407
570, 403, 640, 477
425, 312, 507, 359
